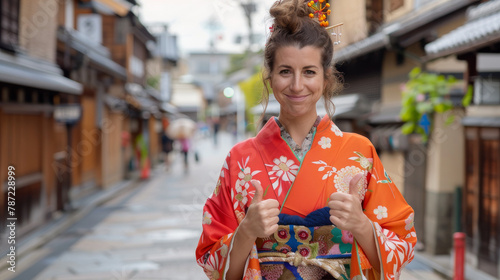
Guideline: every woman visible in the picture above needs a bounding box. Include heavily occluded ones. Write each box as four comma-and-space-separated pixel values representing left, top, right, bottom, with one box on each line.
196, 0, 416, 279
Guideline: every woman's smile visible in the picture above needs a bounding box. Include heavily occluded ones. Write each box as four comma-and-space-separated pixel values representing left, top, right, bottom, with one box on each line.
285, 94, 309, 102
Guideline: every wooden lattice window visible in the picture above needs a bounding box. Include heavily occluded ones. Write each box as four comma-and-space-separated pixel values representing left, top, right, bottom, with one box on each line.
0, 0, 20, 51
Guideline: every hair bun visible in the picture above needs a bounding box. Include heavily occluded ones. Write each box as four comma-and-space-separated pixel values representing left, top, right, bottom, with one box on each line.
270, 0, 309, 34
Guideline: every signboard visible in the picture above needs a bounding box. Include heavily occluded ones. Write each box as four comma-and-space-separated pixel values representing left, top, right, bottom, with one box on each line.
54, 104, 82, 125
77, 14, 102, 44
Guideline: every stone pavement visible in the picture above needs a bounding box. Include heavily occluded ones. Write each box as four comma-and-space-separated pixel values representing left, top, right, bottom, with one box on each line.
0, 132, 461, 280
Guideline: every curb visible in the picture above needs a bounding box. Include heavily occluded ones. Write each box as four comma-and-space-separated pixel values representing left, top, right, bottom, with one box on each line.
0, 178, 140, 272
414, 251, 498, 280
414, 252, 453, 279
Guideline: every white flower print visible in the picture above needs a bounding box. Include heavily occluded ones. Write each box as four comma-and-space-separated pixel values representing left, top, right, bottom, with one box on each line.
373, 222, 415, 280
235, 156, 261, 190
331, 123, 343, 137
202, 211, 212, 225
318, 136, 332, 149
405, 232, 417, 239
232, 184, 249, 210
349, 152, 374, 171
220, 153, 230, 178
359, 157, 370, 169
203, 253, 222, 280
212, 179, 221, 198
219, 244, 228, 258
266, 156, 299, 196
373, 206, 388, 220
313, 160, 337, 180
333, 166, 367, 200
405, 213, 414, 231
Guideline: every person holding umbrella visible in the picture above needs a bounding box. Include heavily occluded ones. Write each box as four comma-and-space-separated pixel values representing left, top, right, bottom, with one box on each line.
167, 118, 197, 172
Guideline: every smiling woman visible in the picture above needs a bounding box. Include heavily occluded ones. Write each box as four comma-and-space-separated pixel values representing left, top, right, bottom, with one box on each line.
196, 0, 417, 279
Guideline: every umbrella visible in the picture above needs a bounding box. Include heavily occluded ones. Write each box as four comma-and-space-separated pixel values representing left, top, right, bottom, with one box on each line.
167, 118, 197, 139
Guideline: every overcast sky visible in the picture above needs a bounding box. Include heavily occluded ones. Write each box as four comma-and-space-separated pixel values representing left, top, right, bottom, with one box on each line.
136, 0, 273, 55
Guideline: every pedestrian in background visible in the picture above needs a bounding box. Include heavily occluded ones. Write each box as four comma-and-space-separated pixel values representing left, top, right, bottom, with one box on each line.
196, 0, 416, 279
161, 132, 174, 171
180, 137, 191, 172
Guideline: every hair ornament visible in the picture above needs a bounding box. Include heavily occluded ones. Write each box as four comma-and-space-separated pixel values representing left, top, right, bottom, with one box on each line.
306, 0, 330, 27
325, 23, 343, 45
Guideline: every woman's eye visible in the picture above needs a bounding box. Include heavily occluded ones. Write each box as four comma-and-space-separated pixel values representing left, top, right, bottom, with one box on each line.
279, 69, 290, 74
305, 70, 316, 75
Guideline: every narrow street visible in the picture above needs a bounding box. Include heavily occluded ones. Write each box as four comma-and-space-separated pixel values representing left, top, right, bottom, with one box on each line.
2, 133, 447, 280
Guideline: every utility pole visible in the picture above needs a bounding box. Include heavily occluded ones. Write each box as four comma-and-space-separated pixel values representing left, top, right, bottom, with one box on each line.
206, 15, 221, 52
240, 0, 256, 50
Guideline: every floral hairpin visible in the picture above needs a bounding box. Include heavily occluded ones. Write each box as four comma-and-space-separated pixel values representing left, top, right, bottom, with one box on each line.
325, 23, 343, 45
306, 0, 343, 45
307, 0, 331, 27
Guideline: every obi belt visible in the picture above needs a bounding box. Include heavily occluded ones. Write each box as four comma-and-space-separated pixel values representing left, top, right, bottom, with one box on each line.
256, 207, 352, 280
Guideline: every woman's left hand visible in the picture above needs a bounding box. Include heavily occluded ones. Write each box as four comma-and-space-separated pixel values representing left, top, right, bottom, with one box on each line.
328, 173, 371, 235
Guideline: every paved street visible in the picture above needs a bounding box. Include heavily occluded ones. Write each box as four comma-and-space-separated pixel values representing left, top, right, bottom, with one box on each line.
2, 133, 447, 280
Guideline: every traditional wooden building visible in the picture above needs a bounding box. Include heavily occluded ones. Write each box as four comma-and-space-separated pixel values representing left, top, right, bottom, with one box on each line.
0, 0, 171, 245
56, 0, 130, 199
0, 0, 83, 238
425, 0, 500, 277
64, 0, 160, 184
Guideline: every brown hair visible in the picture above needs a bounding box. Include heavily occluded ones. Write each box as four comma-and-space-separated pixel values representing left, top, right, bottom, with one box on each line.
259, 0, 343, 124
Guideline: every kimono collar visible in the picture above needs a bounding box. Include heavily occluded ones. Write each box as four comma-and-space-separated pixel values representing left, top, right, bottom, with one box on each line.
255, 115, 332, 143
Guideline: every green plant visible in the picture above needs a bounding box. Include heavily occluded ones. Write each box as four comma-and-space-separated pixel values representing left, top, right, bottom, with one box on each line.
400, 67, 461, 142
238, 71, 265, 132
147, 75, 160, 90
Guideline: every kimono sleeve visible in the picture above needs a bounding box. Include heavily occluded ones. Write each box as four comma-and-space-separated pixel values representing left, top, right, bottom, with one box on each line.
195, 152, 240, 280
354, 139, 417, 280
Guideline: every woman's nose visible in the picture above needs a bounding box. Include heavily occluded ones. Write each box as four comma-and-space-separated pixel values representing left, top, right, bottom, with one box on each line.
290, 75, 304, 92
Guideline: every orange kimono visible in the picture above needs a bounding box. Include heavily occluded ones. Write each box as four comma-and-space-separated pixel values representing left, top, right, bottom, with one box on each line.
196, 116, 416, 279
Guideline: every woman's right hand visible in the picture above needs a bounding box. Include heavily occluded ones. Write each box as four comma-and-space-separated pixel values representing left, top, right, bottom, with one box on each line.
240, 180, 280, 239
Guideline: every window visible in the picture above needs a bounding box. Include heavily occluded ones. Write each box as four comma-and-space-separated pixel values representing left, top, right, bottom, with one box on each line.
474, 77, 500, 105
115, 17, 127, 44
0, 0, 20, 51
366, 0, 384, 34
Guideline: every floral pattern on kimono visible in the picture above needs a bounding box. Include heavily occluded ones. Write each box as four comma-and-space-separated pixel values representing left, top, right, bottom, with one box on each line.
196, 115, 417, 280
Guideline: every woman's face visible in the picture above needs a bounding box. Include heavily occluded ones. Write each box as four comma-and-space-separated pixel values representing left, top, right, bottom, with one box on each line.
270, 45, 325, 120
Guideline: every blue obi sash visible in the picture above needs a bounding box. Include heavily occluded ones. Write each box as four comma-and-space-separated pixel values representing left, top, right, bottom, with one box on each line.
256, 207, 352, 280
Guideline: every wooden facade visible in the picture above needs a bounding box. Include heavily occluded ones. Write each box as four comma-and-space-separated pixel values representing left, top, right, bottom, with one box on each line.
1, 0, 169, 241
464, 126, 500, 278
0, 95, 73, 237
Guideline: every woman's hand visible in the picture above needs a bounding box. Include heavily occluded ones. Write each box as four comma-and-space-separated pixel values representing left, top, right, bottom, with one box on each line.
240, 180, 280, 239
328, 173, 371, 236
227, 180, 280, 280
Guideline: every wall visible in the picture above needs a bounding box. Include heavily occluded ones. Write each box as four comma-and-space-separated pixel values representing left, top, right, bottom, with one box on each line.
19, 0, 59, 63
381, 44, 424, 106
380, 152, 406, 193
101, 108, 125, 188
384, 0, 415, 22
148, 117, 160, 166
330, 0, 368, 49
424, 109, 465, 254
